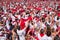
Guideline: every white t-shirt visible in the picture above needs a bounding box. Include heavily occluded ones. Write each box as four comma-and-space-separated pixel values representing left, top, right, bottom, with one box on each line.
10, 14, 15, 21
38, 33, 47, 40
6, 20, 10, 30
0, 26, 3, 35
38, 33, 52, 40
54, 16, 57, 22
46, 36, 52, 40
17, 29, 26, 40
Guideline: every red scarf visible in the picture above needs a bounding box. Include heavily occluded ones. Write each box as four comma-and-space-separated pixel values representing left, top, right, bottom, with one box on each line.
40, 34, 44, 37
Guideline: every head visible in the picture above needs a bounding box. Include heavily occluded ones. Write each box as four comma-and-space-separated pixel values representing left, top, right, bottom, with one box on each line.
46, 31, 51, 37
40, 29, 44, 34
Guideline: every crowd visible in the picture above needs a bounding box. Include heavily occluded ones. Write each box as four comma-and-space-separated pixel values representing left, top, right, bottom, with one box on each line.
0, 1, 60, 40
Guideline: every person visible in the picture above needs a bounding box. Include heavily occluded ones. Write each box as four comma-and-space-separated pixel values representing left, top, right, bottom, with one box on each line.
38, 29, 47, 40
0, 21, 6, 40
54, 27, 60, 40
16, 20, 28, 40
0, 1, 60, 40
54, 32, 60, 40
46, 31, 52, 40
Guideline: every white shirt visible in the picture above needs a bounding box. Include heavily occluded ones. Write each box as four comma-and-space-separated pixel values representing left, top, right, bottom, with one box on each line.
6, 20, 10, 30
38, 33, 47, 40
17, 29, 25, 36
46, 36, 52, 40
54, 16, 57, 22
38, 33, 52, 40
10, 14, 15, 21
17, 29, 26, 40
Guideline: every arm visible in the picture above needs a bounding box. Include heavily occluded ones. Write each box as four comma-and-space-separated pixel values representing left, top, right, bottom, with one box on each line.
17, 20, 29, 33
21, 20, 29, 31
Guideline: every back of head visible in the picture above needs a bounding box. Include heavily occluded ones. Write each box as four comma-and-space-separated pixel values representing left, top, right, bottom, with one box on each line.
46, 31, 51, 37
40, 29, 44, 34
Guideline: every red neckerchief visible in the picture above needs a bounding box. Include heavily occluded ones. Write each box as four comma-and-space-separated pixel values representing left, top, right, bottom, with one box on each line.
40, 33, 44, 37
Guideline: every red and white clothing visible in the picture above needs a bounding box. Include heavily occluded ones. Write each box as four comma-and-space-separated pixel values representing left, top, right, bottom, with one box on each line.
38, 33, 47, 40
0, 26, 6, 40
17, 26, 27, 40
38, 33, 52, 40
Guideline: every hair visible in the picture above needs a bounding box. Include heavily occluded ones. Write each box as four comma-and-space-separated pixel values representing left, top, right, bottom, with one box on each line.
0, 7, 3, 12
57, 17, 59, 20
48, 11, 50, 14
17, 25, 20, 30
46, 26, 51, 32
26, 11, 29, 15
40, 29, 44, 34
46, 31, 51, 37
42, 17, 45, 22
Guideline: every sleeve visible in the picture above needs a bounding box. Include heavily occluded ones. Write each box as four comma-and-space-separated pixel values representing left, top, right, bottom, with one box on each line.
37, 33, 40, 40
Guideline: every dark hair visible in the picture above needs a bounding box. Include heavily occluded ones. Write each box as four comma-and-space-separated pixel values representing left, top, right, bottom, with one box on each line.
0, 7, 3, 12
47, 26, 51, 31
0, 21, 3, 24
26, 11, 29, 15
17, 26, 20, 30
57, 17, 59, 20
42, 17, 45, 22
46, 31, 51, 37
48, 11, 50, 14
40, 29, 44, 34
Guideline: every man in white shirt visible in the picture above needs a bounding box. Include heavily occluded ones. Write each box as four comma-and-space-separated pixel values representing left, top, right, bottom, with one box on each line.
17, 20, 28, 40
